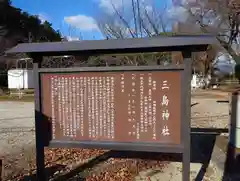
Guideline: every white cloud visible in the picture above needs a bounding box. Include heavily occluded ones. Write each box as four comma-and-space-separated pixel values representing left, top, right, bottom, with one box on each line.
38, 13, 50, 23
97, 0, 127, 13
145, 5, 153, 13
97, 0, 152, 14
167, 6, 189, 22
66, 36, 80, 41
64, 15, 99, 31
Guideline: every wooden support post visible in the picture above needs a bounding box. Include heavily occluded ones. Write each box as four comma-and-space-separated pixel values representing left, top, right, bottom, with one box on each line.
33, 57, 46, 181
182, 51, 192, 181
0, 158, 2, 181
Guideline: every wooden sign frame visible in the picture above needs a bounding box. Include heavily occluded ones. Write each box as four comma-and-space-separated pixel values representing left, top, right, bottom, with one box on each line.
6, 35, 216, 181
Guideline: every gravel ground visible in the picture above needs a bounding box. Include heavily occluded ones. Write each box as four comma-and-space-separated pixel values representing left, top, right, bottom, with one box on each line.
0, 90, 233, 180
0, 102, 35, 154
0, 102, 35, 179
191, 98, 229, 129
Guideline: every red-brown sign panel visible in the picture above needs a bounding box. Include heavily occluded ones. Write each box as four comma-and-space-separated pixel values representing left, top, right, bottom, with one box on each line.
41, 71, 181, 144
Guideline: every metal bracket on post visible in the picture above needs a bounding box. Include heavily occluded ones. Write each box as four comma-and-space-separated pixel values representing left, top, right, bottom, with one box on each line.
33, 55, 46, 181
182, 51, 192, 181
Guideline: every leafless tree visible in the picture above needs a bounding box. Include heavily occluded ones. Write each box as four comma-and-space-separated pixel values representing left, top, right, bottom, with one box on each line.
170, 0, 239, 80
94, 0, 172, 65
96, 0, 170, 39
172, 0, 240, 55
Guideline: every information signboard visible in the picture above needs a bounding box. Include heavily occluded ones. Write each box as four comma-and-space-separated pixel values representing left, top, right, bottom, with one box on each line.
40, 67, 183, 148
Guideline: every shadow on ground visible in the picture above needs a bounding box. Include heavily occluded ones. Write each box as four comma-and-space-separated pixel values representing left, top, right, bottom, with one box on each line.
191, 128, 226, 181
14, 127, 232, 181
12, 164, 65, 181
222, 142, 240, 181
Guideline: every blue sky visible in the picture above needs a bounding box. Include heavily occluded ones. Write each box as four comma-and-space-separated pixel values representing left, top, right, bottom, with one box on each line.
11, 0, 173, 40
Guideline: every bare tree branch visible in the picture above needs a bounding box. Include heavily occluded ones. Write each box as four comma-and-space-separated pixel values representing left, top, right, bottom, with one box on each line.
176, 0, 239, 54
94, 0, 175, 66
96, 0, 169, 38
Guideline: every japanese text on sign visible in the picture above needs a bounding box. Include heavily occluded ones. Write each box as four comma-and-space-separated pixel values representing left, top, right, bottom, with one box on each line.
41, 71, 181, 144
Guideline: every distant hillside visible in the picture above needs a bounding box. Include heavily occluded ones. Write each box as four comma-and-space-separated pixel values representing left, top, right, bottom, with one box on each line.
0, 0, 62, 86
0, 0, 61, 61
